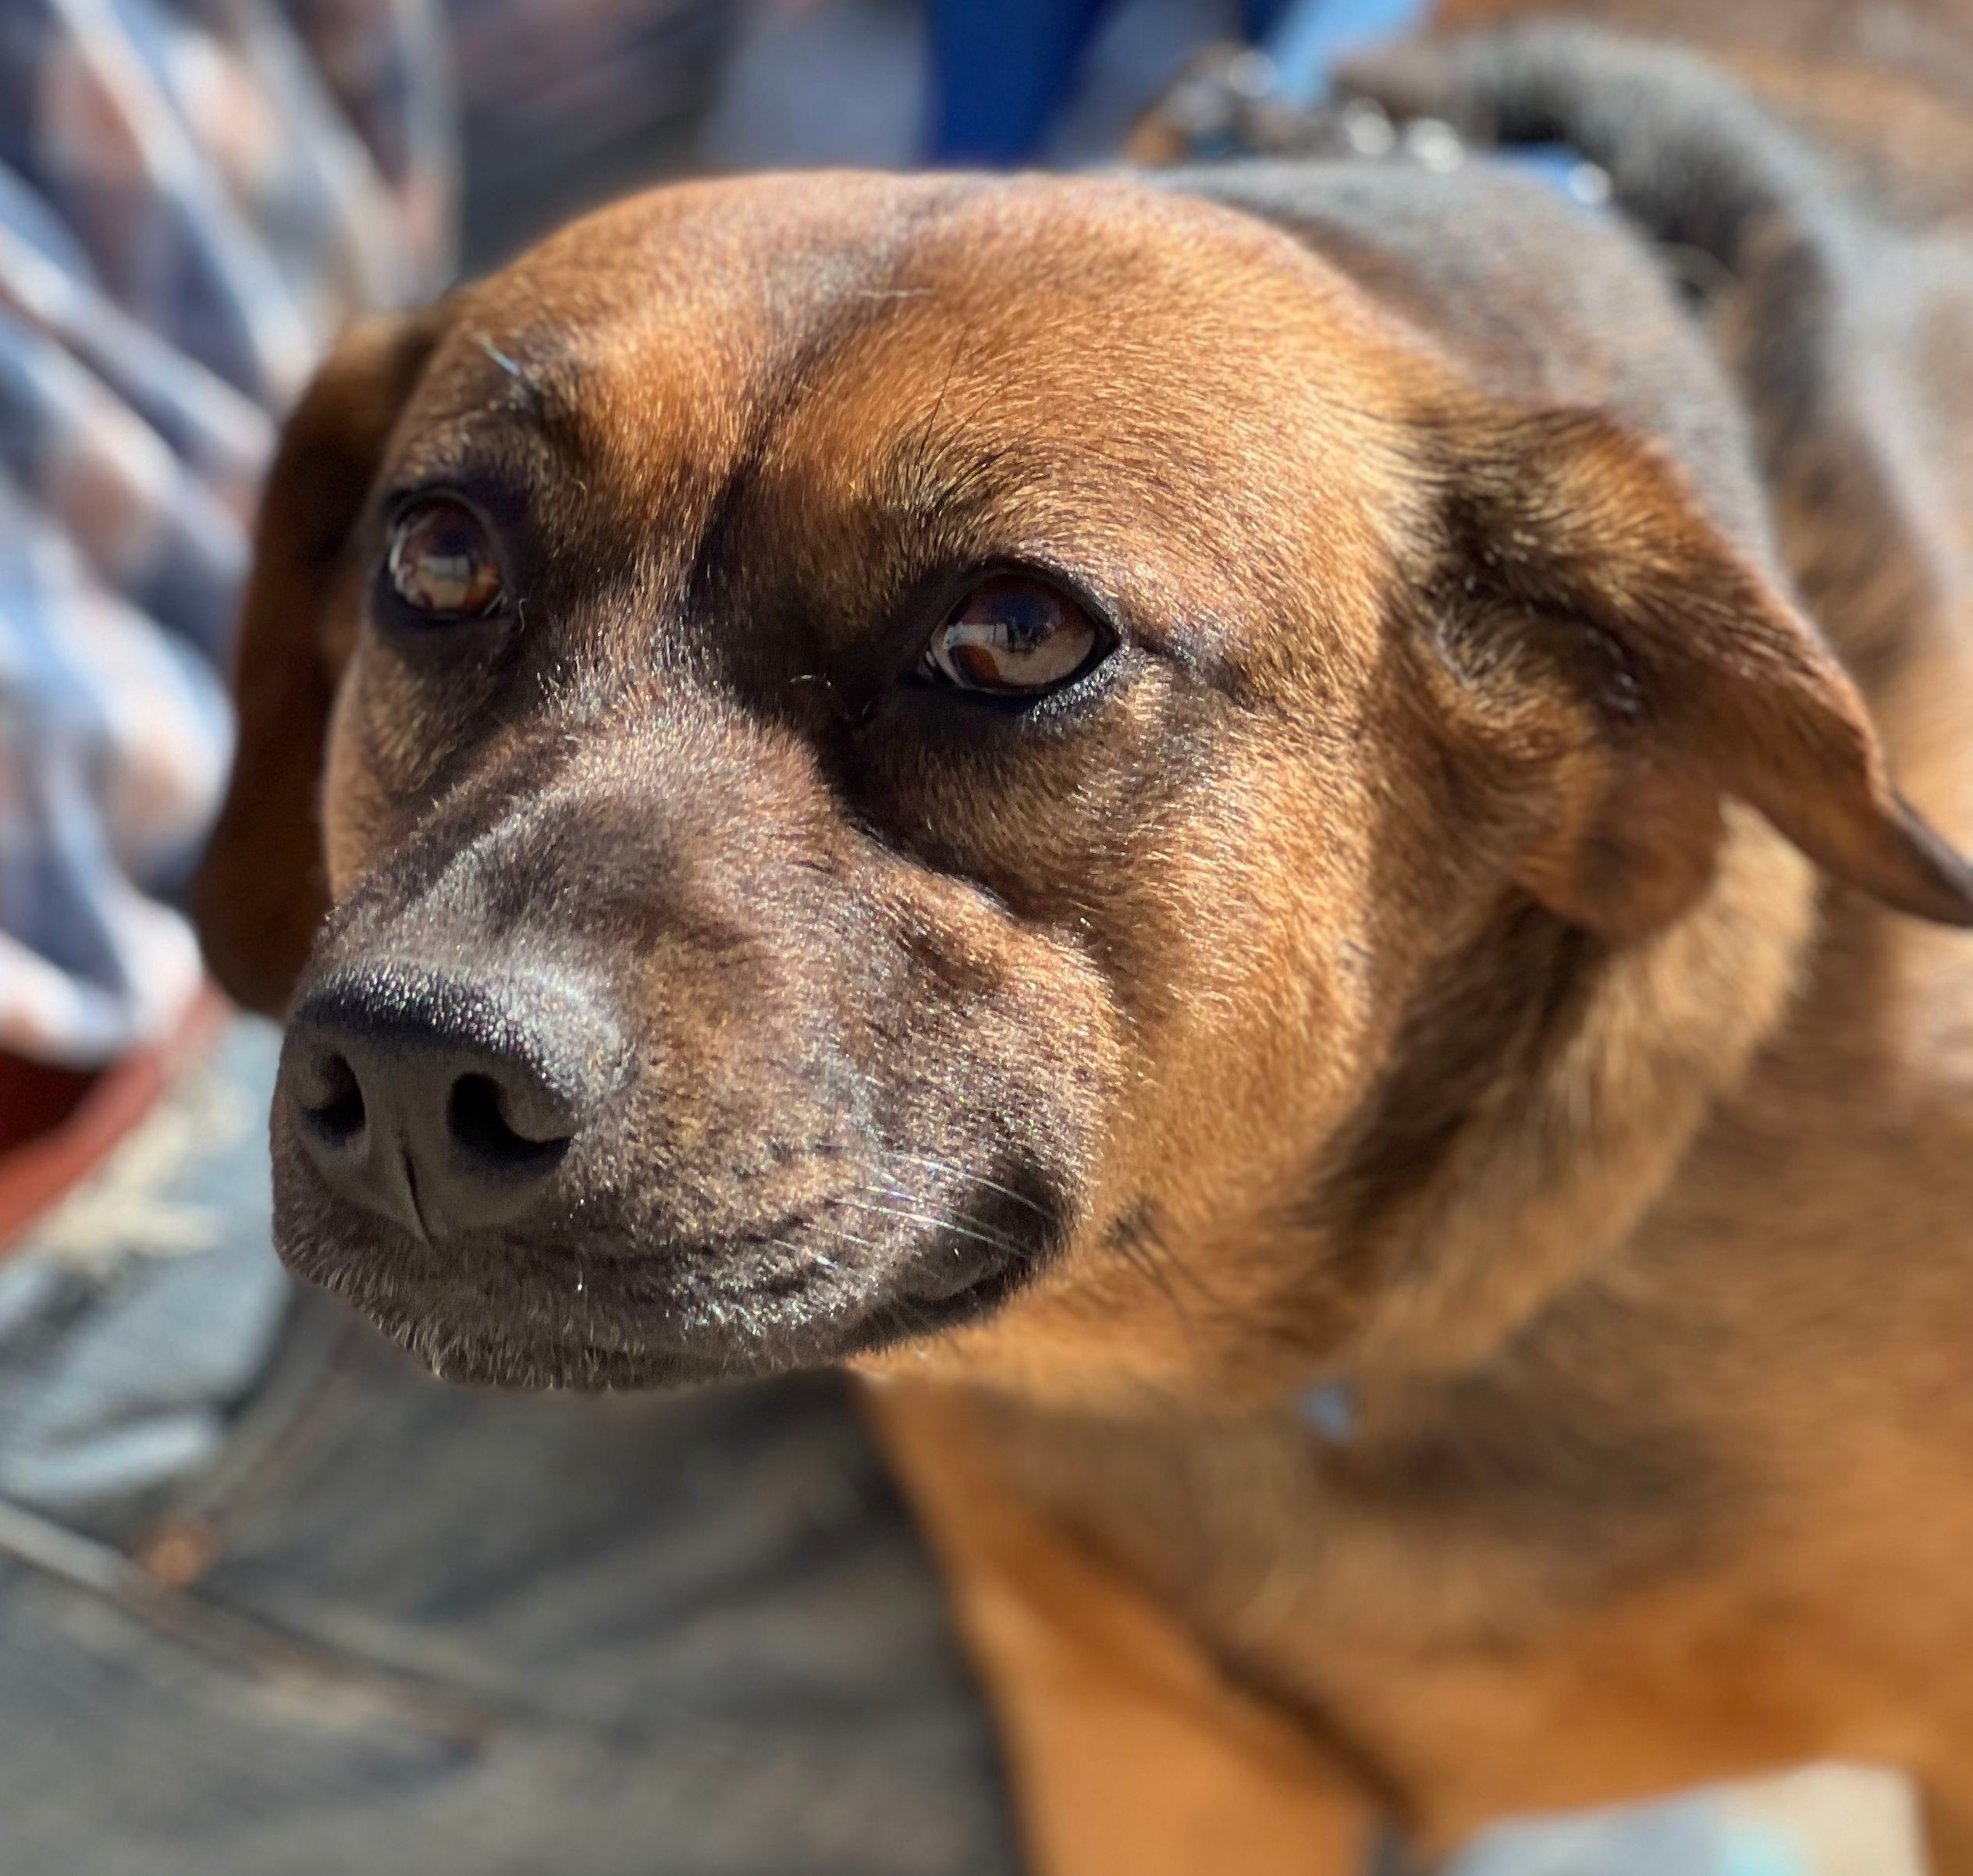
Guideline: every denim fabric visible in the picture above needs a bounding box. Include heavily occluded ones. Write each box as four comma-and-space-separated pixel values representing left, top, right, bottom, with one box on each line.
0, 1018, 287, 1521
0, 1022, 1019, 1876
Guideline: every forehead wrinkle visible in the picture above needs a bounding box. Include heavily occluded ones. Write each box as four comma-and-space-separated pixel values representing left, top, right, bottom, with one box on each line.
676, 258, 993, 626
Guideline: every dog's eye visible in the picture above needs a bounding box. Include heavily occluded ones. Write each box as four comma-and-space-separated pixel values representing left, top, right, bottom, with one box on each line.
922, 577, 1101, 695
386, 498, 503, 619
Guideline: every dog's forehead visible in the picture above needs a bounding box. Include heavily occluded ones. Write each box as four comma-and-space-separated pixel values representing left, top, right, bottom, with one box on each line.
420, 173, 1408, 475
480, 169, 1342, 339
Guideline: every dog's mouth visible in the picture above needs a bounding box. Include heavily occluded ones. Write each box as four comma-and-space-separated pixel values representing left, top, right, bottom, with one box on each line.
265, 911, 1087, 1389
272, 1147, 1056, 1390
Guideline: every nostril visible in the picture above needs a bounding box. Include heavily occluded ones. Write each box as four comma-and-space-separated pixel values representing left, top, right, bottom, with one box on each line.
295, 1050, 366, 1147
448, 1071, 571, 1173
286, 964, 617, 1232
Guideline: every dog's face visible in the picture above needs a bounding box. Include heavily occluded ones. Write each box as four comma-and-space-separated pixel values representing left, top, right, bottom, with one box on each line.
198, 172, 1973, 1402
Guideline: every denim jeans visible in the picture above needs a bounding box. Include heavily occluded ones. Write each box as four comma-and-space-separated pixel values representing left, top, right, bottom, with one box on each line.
0, 1021, 1017, 1876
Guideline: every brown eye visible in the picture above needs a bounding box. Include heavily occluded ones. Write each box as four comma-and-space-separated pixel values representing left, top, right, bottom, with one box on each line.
922, 576, 1102, 695
386, 498, 503, 618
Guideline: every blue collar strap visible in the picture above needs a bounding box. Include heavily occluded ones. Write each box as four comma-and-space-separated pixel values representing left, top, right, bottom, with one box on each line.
1299, 1380, 1359, 1446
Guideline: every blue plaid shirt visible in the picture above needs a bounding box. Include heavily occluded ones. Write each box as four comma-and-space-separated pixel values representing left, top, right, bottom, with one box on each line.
0, 0, 447, 1064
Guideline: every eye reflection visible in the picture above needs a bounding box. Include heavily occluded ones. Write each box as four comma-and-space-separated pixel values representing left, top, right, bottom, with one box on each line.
386, 499, 504, 619
922, 577, 1102, 695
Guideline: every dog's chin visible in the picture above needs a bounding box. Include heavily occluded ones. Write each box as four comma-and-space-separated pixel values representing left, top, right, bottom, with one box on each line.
271, 1180, 1043, 1391
338, 1265, 1031, 1391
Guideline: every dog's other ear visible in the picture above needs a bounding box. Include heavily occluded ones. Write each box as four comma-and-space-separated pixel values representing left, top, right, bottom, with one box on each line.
194, 311, 443, 1015
1425, 407, 1973, 941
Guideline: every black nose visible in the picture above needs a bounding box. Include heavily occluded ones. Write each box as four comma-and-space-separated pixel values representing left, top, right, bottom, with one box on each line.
280, 963, 624, 1239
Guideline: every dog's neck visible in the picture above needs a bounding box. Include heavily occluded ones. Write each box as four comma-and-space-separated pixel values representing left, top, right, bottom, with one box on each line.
1309, 815, 1819, 1384
1191, 148, 1970, 1396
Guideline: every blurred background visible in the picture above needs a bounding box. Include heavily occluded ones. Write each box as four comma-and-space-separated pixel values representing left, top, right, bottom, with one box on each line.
451, 0, 1285, 262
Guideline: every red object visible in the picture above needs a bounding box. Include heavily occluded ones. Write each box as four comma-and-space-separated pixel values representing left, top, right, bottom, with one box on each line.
0, 990, 229, 1256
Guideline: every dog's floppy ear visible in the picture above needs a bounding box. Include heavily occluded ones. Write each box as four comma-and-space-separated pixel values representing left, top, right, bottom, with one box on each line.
194, 311, 443, 1015
1424, 407, 1973, 940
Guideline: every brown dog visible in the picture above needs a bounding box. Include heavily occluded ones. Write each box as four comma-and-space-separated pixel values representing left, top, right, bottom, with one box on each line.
196, 3, 1973, 1867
